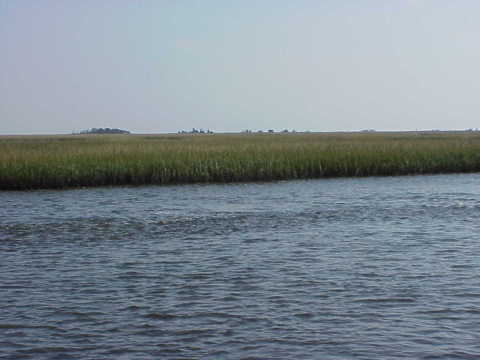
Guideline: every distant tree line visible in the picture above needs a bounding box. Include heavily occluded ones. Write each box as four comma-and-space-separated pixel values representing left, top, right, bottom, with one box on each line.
72, 128, 130, 135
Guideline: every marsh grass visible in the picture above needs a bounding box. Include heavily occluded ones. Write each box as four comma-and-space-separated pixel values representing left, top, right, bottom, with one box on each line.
1, 132, 479, 190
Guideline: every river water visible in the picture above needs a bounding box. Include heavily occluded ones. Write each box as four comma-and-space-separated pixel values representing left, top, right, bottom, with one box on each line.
1, 174, 480, 359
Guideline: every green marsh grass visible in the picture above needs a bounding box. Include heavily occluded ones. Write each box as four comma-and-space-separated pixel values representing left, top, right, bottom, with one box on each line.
1, 132, 479, 190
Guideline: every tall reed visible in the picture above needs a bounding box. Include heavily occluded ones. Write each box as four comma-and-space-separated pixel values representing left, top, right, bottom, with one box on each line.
1, 132, 479, 190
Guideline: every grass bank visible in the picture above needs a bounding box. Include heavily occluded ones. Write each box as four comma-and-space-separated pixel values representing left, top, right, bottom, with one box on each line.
1, 132, 479, 190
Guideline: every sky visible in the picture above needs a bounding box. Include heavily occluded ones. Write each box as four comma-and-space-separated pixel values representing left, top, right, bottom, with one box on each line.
1, 0, 479, 135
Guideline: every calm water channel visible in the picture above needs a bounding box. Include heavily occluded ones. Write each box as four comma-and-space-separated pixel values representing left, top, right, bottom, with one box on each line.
1, 174, 480, 359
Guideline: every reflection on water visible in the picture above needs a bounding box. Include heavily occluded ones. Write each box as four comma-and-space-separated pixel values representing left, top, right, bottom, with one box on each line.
1, 174, 480, 359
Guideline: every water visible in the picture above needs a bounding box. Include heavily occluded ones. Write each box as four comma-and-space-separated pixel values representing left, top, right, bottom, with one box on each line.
1, 174, 480, 359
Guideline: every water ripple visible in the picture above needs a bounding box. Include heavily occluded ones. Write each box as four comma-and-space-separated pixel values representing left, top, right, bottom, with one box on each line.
1, 174, 480, 359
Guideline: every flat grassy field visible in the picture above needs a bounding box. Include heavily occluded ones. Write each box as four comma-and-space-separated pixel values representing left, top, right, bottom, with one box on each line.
1, 131, 479, 190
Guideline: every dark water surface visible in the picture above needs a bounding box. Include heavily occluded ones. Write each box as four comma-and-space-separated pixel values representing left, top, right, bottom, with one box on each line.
1, 174, 480, 359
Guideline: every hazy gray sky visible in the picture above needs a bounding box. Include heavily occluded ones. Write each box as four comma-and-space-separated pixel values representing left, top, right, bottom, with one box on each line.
1, 0, 479, 134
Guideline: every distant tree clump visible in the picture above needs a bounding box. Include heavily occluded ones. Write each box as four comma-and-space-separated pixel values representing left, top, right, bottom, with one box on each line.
73, 127, 130, 135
